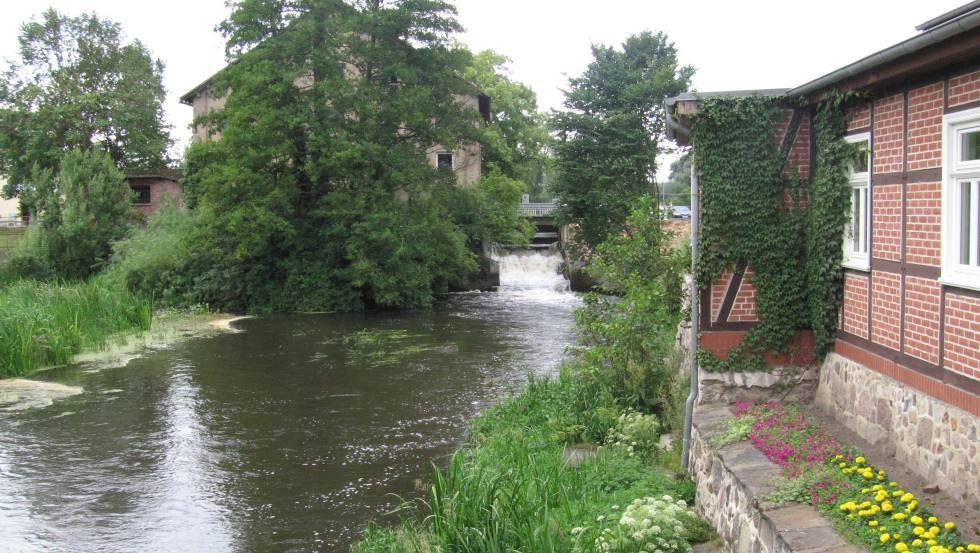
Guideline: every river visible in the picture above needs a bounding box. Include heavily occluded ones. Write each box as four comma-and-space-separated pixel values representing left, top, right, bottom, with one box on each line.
0, 250, 579, 552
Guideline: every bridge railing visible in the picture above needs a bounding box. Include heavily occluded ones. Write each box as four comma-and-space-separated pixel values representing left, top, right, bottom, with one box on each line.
518, 203, 556, 217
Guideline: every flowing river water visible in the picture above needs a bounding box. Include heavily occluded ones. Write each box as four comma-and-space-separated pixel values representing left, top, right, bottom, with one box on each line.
0, 250, 579, 552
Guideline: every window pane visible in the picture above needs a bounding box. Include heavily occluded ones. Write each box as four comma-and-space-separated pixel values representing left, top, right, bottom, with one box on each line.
961, 130, 980, 162
852, 188, 860, 252
851, 141, 869, 173
437, 153, 453, 170
961, 181, 973, 265
860, 188, 869, 253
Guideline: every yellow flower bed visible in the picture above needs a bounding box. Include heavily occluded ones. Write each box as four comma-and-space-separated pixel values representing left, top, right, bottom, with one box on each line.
826, 454, 975, 553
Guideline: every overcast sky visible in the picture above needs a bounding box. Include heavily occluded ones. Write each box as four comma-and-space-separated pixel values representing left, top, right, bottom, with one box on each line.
0, 0, 968, 181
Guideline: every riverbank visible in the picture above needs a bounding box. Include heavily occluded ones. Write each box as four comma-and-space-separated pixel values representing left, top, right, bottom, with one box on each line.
0, 302, 245, 411
353, 371, 716, 552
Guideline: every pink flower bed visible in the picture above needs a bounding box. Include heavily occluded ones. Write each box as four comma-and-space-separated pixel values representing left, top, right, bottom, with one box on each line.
732, 401, 842, 476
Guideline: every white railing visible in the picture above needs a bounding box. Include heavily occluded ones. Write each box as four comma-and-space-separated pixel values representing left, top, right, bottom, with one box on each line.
518, 203, 556, 217
0, 216, 28, 228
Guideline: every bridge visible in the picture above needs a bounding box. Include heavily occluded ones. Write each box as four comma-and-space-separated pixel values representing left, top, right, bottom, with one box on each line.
517, 201, 563, 249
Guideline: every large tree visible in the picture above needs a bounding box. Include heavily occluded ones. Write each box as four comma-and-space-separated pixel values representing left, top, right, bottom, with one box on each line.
178, 0, 495, 311
0, 9, 171, 213
462, 50, 549, 186
552, 31, 693, 248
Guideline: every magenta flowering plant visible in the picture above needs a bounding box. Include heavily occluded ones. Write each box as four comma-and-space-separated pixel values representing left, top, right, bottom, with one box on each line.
733, 402, 842, 477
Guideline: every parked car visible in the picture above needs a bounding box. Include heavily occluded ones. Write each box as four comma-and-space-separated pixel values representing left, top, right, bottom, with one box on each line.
671, 205, 692, 219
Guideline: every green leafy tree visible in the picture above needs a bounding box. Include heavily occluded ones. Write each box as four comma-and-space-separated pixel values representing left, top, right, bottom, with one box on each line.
0, 9, 171, 213
552, 31, 694, 248
462, 50, 549, 185
8, 149, 136, 279
177, 0, 496, 311
661, 152, 692, 207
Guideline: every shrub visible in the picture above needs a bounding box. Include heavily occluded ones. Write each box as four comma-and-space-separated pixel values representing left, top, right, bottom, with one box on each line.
601, 410, 660, 458
581, 495, 693, 553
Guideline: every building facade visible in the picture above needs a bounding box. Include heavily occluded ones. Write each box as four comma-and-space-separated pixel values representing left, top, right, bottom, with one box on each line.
668, 3, 980, 508
179, 68, 490, 186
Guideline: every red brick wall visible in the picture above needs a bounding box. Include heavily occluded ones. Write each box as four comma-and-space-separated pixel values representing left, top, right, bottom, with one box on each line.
729, 269, 758, 322
905, 181, 941, 266
846, 104, 871, 131
948, 69, 980, 107
130, 177, 182, 217
710, 271, 731, 322
872, 184, 902, 261
906, 82, 943, 171
785, 112, 810, 178
944, 292, 980, 380
903, 276, 941, 365
872, 94, 905, 174
871, 270, 901, 350
842, 273, 869, 338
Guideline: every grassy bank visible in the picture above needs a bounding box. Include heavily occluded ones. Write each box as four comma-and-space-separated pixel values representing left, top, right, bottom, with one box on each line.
0, 276, 152, 378
354, 374, 712, 552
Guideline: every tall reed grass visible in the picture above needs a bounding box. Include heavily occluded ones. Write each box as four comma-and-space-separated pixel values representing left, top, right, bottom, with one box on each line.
0, 276, 152, 377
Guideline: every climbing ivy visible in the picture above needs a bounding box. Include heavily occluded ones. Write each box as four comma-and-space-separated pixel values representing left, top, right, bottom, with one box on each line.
690, 93, 856, 372
806, 94, 856, 357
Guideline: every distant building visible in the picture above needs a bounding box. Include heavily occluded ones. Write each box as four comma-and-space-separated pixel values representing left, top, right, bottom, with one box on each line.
126, 172, 182, 218
179, 64, 490, 186
0, 178, 24, 226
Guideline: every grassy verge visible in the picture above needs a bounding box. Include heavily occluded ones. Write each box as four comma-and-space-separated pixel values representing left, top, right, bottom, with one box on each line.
0, 276, 152, 378
353, 376, 714, 552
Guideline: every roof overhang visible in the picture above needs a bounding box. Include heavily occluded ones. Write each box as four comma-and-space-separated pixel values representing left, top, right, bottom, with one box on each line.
664, 89, 790, 146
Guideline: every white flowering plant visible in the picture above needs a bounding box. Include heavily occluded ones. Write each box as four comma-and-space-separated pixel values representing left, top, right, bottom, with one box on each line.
600, 410, 660, 458
571, 495, 693, 553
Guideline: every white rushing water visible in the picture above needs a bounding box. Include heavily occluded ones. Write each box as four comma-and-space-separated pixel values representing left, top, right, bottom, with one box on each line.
494, 249, 571, 293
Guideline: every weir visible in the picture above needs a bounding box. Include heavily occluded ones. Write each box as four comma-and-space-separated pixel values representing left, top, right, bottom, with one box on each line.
493, 249, 570, 292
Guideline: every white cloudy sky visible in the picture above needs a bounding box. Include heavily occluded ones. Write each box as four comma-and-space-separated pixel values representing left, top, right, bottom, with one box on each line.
0, 0, 968, 180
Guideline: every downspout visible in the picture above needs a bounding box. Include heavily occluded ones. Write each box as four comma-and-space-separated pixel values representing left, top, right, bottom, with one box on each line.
681, 159, 699, 470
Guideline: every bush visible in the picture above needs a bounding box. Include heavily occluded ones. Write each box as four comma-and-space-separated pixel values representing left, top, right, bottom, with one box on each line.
108, 200, 198, 306
601, 410, 660, 458
581, 495, 693, 553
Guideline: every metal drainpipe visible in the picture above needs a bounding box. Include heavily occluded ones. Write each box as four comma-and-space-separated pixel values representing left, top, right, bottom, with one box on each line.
681, 159, 699, 470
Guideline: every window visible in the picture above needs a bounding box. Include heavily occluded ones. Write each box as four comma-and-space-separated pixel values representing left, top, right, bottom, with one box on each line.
437, 152, 454, 171
131, 185, 151, 205
942, 108, 980, 290
843, 133, 870, 270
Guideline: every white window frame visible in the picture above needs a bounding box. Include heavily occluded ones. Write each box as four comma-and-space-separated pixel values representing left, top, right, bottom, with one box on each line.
436, 152, 454, 171
842, 132, 871, 270
941, 108, 980, 291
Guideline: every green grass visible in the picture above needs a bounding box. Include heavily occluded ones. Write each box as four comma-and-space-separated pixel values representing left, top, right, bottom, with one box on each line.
0, 276, 152, 378
352, 377, 708, 552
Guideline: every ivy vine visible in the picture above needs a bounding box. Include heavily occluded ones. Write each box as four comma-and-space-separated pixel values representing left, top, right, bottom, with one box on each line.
690, 92, 857, 372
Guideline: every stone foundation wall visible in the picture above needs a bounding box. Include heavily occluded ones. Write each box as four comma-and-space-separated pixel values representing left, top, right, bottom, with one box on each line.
698, 367, 819, 405
815, 352, 980, 509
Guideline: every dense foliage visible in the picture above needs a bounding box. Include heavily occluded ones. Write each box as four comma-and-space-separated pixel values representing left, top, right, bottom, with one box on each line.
552, 31, 693, 249
148, 0, 532, 312
0, 9, 171, 213
661, 152, 692, 207
4, 149, 136, 280
573, 196, 687, 423
691, 95, 854, 371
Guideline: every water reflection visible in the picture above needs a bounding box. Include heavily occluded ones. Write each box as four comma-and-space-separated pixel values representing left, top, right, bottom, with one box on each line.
0, 283, 579, 552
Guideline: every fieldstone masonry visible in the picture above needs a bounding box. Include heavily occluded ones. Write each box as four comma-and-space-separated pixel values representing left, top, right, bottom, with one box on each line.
815, 352, 980, 509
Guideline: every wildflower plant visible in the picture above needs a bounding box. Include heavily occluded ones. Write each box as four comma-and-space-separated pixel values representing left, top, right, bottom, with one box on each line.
600, 410, 660, 458
575, 495, 693, 553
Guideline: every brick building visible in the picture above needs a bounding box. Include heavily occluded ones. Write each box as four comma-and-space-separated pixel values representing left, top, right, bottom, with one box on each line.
127, 173, 183, 218
668, 2, 980, 507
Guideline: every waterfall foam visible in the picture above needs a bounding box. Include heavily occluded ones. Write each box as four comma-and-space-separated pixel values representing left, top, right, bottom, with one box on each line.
494, 249, 570, 293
